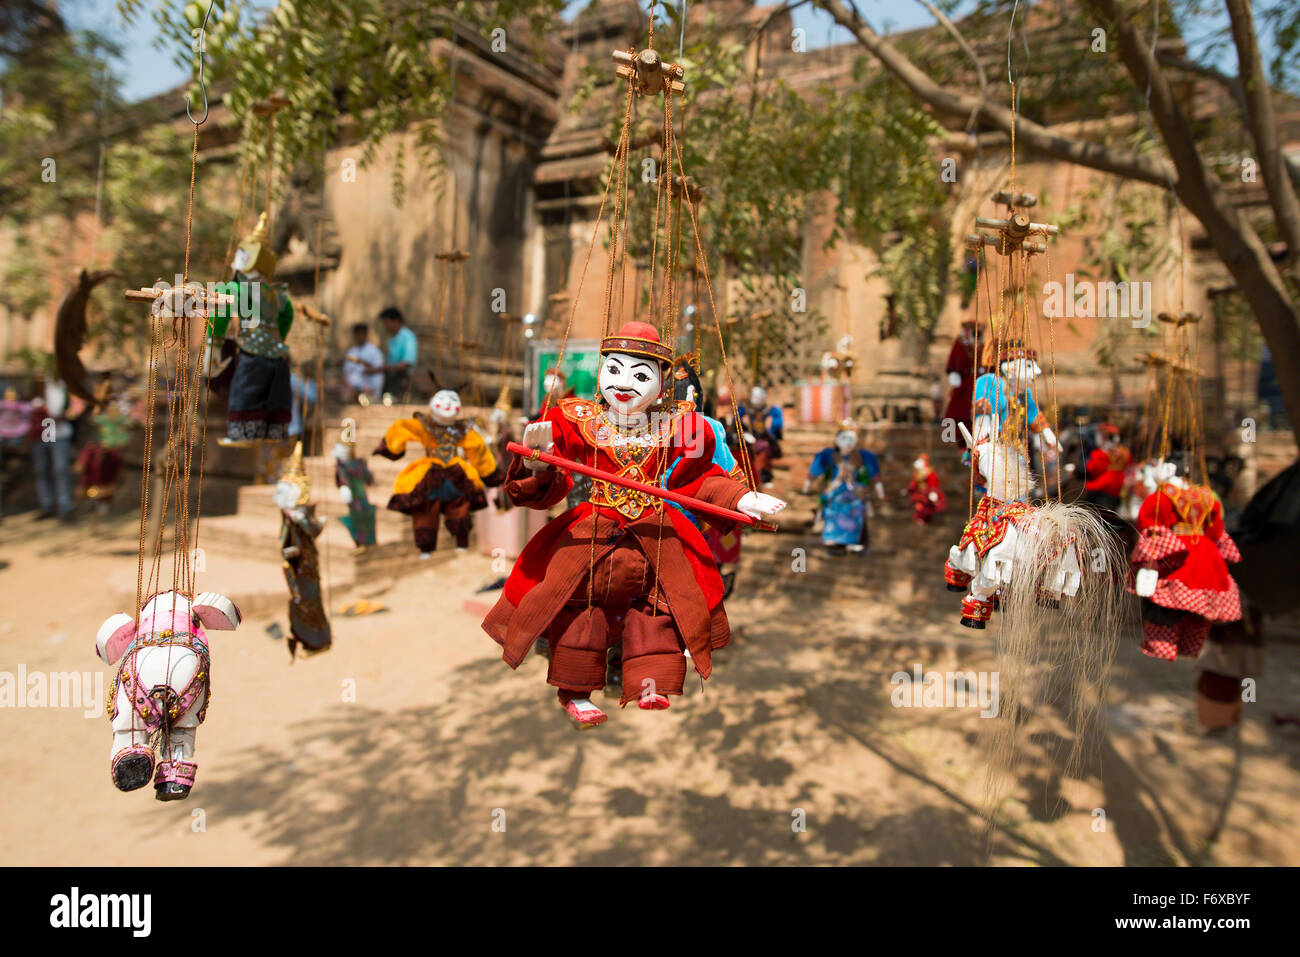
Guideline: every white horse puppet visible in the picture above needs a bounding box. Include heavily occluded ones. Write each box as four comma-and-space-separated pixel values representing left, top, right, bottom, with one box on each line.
945, 421, 1093, 627
97, 590, 241, 800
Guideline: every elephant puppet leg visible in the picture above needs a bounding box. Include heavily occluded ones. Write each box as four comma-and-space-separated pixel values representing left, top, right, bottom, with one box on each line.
548, 605, 613, 728
618, 601, 687, 709
110, 681, 154, 792
443, 497, 473, 550
155, 687, 204, 802
411, 503, 441, 555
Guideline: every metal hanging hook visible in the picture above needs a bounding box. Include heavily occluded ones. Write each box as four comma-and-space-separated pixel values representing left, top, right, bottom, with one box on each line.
186, 1, 215, 126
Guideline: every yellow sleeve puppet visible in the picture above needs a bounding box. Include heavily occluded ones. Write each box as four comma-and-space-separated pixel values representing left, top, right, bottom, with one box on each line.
373, 390, 504, 556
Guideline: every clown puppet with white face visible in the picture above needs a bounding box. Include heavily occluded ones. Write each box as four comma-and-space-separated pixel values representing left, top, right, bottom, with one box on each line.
373, 389, 504, 557
483, 321, 785, 728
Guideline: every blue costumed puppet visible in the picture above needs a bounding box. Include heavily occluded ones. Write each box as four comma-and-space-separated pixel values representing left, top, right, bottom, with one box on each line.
804, 423, 883, 552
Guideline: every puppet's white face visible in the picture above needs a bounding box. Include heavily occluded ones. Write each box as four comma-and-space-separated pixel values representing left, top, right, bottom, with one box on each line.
272, 480, 300, 511
429, 390, 461, 424
913, 456, 927, 471
232, 248, 253, 274
834, 430, 857, 454
599, 352, 661, 418
332, 442, 351, 462
1000, 357, 1041, 385
750, 386, 766, 407
543, 373, 565, 396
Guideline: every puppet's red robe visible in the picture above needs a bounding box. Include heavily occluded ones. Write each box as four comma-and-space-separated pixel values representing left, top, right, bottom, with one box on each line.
1127, 483, 1241, 660
943, 335, 978, 428
908, 469, 946, 524
482, 397, 748, 702
1084, 445, 1130, 497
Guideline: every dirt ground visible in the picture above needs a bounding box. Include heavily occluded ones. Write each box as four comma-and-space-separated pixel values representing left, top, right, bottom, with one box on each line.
1, 509, 1298, 866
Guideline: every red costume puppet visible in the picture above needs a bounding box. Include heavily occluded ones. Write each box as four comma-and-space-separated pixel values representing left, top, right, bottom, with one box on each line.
943, 320, 981, 430
1081, 423, 1130, 510
482, 322, 785, 727
1129, 474, 1242, 661
907, 453, 946, 525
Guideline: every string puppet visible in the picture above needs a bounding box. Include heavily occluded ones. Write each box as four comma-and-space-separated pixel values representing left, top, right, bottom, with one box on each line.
1129, 461, 1242, 661
1073, 422, 1130, 512
671, 353, 745, 597
803, 423, 883, 553
373, 389, 504, 557
907, 453, 946, 525
98, 591, 241, 800
943, 320, 981, 432
206, 212, 296, 443
333, 437, 376, 547
274, 443, 332, 657
946, 339, 1081, 626
738, 385, 783, 487
482, 322, 786, 728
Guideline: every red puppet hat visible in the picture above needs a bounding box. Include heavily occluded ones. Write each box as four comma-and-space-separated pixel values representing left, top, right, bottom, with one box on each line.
601, 321, 674, 364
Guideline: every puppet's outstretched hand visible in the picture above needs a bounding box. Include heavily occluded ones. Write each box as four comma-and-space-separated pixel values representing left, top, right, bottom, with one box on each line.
738, 491, 786, 519
521, 421, 554, 472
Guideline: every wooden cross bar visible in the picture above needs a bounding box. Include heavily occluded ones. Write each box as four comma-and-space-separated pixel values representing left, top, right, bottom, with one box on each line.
993, 190, 1038, 209
435, 249, 469, 263
659, 171, 703, 204
612, 47, 685, 95
251, 95, 292, 117
968, 195, 1058, 257
124, 281, 233, 318
1157, 311, 1201, 326
300, 303, 332, 327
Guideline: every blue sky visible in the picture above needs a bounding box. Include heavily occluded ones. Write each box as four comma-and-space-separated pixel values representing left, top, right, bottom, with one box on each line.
66, 1, 941, 104
63, 1, 1248, 106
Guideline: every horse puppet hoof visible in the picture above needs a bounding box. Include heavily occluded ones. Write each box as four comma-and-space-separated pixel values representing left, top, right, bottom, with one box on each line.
111, 748, 155, 792
945, 584, 966, 593
959, 616, 987, 630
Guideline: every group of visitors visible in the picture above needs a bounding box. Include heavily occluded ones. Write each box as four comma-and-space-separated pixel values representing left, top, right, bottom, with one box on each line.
342, 306, 419, 405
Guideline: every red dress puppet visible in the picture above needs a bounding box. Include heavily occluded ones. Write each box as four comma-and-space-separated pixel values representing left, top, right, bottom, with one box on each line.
482, 323, 781, 727
1128, 481, 1242, 661
907, 453, 947, 525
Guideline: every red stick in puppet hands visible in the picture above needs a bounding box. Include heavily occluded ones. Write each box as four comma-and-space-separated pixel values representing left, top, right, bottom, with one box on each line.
505, 441, 775, 530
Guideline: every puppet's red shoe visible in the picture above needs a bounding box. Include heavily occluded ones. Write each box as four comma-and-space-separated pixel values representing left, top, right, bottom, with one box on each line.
563, 697, 608, 728
638, 692, 671, 711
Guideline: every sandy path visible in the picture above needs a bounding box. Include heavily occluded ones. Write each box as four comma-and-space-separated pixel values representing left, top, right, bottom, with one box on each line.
1, 511, 1297, 866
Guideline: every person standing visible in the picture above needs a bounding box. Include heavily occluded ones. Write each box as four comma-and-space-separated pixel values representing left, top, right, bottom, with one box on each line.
30, 377, 76, 522
378, 307, 418, 403
342, 322, 385, 403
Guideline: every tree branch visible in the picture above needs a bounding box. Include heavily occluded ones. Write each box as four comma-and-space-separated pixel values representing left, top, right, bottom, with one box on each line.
815, 0, 1173, 187
1224, 0, 1300, 272
1156, 50, 1245, 109
912, 0, 987, 130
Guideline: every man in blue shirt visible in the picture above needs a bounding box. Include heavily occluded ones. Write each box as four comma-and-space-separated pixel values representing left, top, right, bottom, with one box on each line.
378, 306, 418, 403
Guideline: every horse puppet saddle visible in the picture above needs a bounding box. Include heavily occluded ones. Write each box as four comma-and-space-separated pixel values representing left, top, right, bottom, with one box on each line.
957, 495, 1034, 558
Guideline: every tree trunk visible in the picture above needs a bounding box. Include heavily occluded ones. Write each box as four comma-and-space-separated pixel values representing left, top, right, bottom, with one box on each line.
815, 0, 1300, 430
